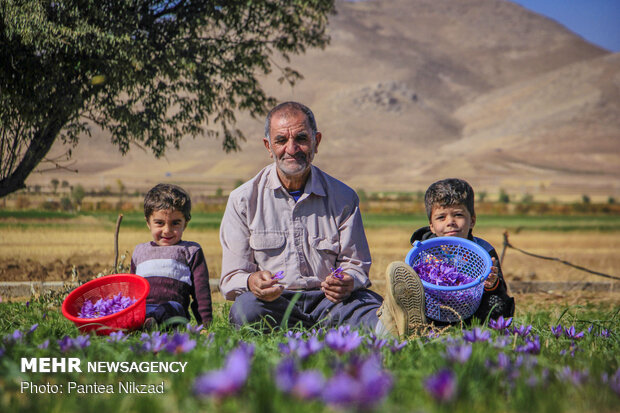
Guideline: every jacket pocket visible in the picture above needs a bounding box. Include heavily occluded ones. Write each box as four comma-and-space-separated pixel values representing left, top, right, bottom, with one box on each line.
250, 232, 286, 250
310, 236, 340, 255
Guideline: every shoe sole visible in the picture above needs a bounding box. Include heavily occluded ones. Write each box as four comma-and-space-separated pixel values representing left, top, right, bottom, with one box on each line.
387, 261, 426, 335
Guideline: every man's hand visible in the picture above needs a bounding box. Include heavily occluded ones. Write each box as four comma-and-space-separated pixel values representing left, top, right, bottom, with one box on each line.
484, 257, 499, 289
321, 272, 354, 303
248, 271, 285, 302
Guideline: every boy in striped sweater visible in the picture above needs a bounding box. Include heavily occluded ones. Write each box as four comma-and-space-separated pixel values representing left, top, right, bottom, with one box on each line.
131, 184, 212, 328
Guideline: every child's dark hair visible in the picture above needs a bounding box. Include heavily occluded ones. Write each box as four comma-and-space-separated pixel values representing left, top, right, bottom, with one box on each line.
144, 183, 192, 222
424, 178, 475, 220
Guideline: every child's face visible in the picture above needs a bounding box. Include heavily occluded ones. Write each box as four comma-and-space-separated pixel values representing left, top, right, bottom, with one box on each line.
146, 209, 187, 246
429, 204, 476, 239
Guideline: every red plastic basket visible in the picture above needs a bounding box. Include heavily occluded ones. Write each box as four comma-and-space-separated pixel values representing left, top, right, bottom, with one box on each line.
62, 274, 150, 335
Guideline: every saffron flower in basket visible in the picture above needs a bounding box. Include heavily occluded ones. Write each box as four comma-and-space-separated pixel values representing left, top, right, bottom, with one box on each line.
77, 292, 136, 319
413, 257, 474, 287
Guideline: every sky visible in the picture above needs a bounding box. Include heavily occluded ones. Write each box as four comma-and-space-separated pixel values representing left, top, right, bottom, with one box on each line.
509, 0, 620, 52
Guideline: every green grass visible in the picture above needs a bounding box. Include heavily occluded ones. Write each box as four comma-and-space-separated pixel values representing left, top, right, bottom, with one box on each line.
2, 209, 620, 232
1, 293, 618, 413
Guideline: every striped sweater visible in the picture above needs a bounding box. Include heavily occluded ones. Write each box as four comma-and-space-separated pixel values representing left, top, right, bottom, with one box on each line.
130, 241, 212, 325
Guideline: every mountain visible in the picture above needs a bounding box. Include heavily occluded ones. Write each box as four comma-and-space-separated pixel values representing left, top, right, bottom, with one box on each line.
27, 0, 620, 200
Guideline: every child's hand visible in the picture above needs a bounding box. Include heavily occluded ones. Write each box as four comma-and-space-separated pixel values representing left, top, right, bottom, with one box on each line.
484, 257, 499, 289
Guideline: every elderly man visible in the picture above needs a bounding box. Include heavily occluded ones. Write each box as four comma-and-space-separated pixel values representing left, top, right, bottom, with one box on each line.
219, 101, 424, 336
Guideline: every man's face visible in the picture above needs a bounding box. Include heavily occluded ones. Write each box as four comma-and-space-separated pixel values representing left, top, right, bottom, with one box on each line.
429, 204, 476, 238
263, 109, 321, 179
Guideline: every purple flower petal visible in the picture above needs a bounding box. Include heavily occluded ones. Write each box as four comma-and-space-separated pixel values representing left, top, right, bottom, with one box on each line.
550, 324, 563, 338
424, 369, 457, 403
165, 332, 196, 354
325, 327, 362, 354
330, 267, 344, 280
78, 292, 136, 318
463, 327, 491, 343
271, 271, 284, 280
564, 325, 585, 340
513, 324, 532, 338
444, 343, 472, 364
489, 316, 512, 330
292, 370, 325, 400
194, 343, 254, 398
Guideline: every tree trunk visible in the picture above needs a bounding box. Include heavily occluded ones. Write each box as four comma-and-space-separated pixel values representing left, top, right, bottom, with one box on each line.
0, 120, 64, 198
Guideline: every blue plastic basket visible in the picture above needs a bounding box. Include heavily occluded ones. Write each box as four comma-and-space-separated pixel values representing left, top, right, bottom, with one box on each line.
405, 237, 492, 322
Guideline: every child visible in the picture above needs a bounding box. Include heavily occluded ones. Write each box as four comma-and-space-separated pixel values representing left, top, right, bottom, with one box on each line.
409, 178, 515, 324
130, 183, 213, 328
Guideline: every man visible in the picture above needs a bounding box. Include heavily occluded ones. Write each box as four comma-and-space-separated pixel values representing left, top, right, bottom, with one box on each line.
219, 101, 423, 336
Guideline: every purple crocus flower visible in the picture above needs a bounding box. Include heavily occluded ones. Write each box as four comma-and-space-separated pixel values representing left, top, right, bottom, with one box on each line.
558, 367, 588, 387
414, 259, 474, 287
515, 335, 541, 355
486, 352, 511, 372
165, 332, 196, 354
600, 329, 611, 338
57, 335, 90, 352
493, 336, 511, 348
275, 359, 325, 401
322, 354, 392, 408
564, 326, 585, 340
550, 324, 563, 338
78, 292, 136, 318
330, 267, 344, 280
463, 327, 491, 343
497, 353, 511, 370
322, 372, 359, 406
367, 335, 389, 350
28, 324, 39, 334
602, 368, 620, 396
424, 369, 457, 403
325, 327, 363, 354
186, 323, 204, 334
193, 342, 254, 398
297, 336, 324, 359
107, 331, 127, 343
280, 336, 323, 359
444, 343, 472, 364
140, 331, 169, 354
6, 329, 23, 344
292, 370, 325, 400
37, 339, 50, 349
489, 316, 512, 331
389, 339, 408, 353
57, 336, 74, 352
512, 324, 532, 338
271, 271, 284, 280
275, 358, 297, 393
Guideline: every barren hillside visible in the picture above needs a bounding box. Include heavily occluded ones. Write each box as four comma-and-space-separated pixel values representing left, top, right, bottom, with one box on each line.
27, 0, 619, 200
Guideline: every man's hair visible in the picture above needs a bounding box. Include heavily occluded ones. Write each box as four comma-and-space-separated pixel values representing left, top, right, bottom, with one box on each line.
264, 101, 317, 141
144, 183, 192, 222
424, 178, 475, 220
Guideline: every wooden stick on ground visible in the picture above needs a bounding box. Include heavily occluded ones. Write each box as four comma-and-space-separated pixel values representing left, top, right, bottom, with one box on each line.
114, 214, 123, 272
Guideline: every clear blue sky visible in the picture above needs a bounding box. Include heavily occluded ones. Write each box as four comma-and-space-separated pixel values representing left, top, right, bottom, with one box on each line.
509, 0, 620, 52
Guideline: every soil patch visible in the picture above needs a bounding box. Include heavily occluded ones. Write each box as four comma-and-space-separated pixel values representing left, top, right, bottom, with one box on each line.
0, 258, 103, 283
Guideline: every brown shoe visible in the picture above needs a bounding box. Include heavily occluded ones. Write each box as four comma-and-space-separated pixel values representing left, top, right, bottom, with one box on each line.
377, 261, 426, 338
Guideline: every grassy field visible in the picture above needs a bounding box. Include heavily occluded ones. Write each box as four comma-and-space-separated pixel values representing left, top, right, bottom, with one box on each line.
0, 295, 618, 413
1, 210, 619, 412
1, 210, 619, 291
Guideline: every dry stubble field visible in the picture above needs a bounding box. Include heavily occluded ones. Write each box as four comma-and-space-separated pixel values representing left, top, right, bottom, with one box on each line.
1, 220, 619, 311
